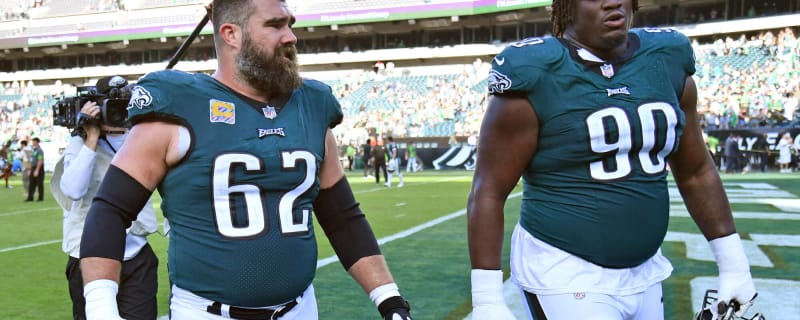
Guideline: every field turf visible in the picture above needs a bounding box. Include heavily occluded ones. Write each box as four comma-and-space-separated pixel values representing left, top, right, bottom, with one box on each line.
0, 170, 797, 319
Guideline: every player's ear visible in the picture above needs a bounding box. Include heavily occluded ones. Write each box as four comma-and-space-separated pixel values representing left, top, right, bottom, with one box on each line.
218, 23, 242, 49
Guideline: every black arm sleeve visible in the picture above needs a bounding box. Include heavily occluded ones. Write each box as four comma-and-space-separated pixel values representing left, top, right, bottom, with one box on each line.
314, 177, 381, 270
79, 165, 153, 261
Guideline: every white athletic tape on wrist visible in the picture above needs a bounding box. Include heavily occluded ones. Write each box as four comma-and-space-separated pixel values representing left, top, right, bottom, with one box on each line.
369, 283, 400, 307
84, 279, 122, 320
471, 269, 505, 306
709, 233, 750, 274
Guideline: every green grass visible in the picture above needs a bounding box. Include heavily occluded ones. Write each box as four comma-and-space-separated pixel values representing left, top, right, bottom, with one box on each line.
0, 170, 797, 319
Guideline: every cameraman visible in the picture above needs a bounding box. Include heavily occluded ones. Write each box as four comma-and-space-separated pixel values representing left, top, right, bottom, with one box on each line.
51, 76, 159, 320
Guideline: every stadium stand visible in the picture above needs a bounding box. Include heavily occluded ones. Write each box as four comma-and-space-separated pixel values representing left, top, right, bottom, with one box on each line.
126, 0, 204, 10
0, 0, 33, 21
300, 0, 455, 14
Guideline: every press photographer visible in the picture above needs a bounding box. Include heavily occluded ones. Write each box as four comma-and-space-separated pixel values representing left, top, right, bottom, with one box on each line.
50, 75, 160, 320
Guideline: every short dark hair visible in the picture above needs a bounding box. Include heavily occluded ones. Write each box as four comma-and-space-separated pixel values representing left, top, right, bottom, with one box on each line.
551, 0, 639, 37
32, 137, 40, 143
20, 140, 27, 146
212, 0, 255, 42
212, 0, 287, 42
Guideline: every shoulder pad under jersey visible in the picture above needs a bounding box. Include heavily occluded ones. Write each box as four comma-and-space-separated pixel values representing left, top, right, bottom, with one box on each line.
632, 27, 696, 76
127, 69, 200, 122
300, 78, 344, 129
488, 36, 564, 95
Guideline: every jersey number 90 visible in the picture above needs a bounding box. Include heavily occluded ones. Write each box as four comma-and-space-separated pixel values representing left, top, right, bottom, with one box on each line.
212, 151, 315, 238
586, 102, 679, 181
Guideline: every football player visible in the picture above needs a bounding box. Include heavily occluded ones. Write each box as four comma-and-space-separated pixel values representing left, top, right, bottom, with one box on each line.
467, 0, 758, 319
386, 136, 404, 187
78, 1, 411, 319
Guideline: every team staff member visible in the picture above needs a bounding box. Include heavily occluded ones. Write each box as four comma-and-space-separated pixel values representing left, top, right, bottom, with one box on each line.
52, 76, 160, 320
467, 0, 758, 319
78, 1, 412, 319
24, 137, 44, 202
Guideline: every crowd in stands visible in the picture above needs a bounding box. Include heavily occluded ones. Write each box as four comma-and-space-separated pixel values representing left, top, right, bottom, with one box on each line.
0, 0, 201, 37
694, 27, 800, 130
0, 80, 70, 153
0, 0, 39, 21
329, 59, 489, 144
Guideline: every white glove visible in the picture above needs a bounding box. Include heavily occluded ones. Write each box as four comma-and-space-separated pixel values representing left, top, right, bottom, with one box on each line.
471, 269, 515, 320
84, 279, 125, 320
710, 234, 757, 318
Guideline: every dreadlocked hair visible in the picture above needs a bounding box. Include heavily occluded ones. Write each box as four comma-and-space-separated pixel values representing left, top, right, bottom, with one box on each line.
550, 0, 639, 37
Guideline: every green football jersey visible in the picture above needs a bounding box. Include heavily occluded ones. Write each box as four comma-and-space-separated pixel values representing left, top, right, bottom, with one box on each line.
128, 70, 343, 307
489, 28, 695, 268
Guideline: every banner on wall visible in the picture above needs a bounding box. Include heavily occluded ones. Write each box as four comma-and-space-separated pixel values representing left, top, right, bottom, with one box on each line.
708, 128, 800, 152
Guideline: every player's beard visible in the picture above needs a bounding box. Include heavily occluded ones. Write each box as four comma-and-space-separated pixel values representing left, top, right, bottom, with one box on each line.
236, 34, 302, 97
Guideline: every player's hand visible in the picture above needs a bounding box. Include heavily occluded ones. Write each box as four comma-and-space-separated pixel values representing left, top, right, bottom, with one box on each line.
84, 279, 125, 320
710, 234, 757, 318
717, 270, 757, 318
378, 296, 412, 320
471, 269, 515, 320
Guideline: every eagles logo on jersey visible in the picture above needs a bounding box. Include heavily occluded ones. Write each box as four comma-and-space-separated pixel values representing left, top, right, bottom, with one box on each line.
127, 85, 153, 110
488, 70, 512, 94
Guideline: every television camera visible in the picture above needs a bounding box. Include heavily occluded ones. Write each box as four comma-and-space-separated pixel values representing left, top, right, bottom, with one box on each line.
52, 76, 132, 130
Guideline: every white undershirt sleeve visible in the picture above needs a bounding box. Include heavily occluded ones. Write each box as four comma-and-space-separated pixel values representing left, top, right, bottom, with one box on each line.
60, 145, 97, 200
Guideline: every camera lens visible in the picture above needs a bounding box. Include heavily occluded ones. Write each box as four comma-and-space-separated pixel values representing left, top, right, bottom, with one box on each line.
102, 99, 129, 127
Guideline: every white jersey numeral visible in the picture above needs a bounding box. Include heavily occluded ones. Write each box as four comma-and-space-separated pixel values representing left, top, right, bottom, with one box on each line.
212, 151, 316, 238
642, 27, 675, 33
510, 37, 544, 48
586, 102, 678, 180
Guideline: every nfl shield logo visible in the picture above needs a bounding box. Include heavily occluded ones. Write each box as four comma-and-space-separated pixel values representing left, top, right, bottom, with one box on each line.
262, 105, 277, 119
600, 64, 615, 78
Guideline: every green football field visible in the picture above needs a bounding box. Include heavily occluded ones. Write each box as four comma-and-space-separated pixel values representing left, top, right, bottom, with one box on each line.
0, 169, 797, 319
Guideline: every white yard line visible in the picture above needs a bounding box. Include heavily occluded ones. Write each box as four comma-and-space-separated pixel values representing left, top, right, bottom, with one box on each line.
0, 239, 61, 253
0, 206, 60, 217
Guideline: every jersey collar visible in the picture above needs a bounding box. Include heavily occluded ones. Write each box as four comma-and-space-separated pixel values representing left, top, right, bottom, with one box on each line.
558, 32, 641, 79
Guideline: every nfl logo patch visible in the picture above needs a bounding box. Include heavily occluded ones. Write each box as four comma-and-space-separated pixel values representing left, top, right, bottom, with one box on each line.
209, 99, 235, 124
600, 64, 615, 78
262, 105, 277, 120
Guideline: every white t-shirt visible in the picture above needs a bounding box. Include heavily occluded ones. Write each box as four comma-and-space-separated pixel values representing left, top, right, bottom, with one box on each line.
510, 224, 673, 296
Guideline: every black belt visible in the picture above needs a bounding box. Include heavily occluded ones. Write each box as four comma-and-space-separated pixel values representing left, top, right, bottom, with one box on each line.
206, 299, 299, 320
